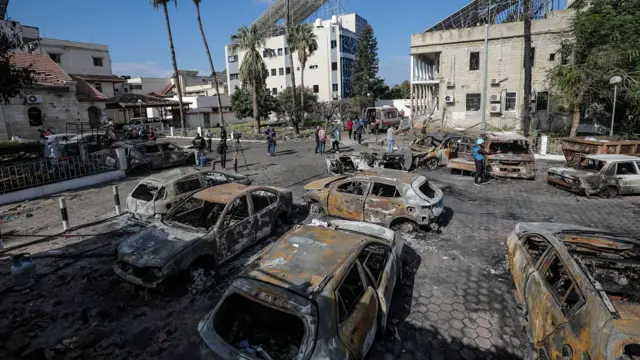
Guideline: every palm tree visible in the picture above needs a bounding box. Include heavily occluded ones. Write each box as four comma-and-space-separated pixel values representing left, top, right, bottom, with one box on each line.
152, 0, 186, 135
293, 23, 317, 119
192, 0, 225, 127
230, 24, 269, 134
284, 0, 299, 127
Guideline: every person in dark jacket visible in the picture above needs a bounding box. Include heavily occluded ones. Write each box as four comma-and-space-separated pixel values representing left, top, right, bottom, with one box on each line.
217, 140, 228, 170
192, 133, 205, 160
314, 126, 321, 153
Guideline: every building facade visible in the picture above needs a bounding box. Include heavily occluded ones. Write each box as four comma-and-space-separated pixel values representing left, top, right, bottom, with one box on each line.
409, 8, 574, 130
224, 13, 367, 103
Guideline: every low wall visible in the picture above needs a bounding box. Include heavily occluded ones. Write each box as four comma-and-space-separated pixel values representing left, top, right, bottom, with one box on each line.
0, 169, 126, 206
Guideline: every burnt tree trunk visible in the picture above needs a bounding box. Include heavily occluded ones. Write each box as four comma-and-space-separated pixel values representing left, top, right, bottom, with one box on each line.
522, 0, 532, 138
195, 2, 225, 127
162, 2, 186, 136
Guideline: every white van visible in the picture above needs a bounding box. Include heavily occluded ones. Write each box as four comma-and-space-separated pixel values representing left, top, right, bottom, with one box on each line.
363, 106, 402, 131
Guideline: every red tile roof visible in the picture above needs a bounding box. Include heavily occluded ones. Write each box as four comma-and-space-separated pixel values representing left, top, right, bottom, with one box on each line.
71, 76, 108, 102
69, 74, 126, 83
10, 53, 72, 86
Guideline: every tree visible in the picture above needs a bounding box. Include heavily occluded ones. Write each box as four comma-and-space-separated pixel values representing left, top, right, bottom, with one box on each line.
352, 24, 382, 103
0, 21, 35, 104
522, 0, 532, 137
292, 23, 318, 119
230, 86, 277, 121
318, 101, 339, 128
549, 0, 640, 136
284, 0, 299, 128
230, 24, 270, 134
152, 0, 186, 135
400, 80, 411, 99
276, 86, 318, 133
192, 0, 225, 127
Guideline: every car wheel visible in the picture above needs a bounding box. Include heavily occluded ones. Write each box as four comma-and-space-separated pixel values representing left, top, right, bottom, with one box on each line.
425, 158, 439, 171
599, 186, 618, 199
391, 220, 419, 235
309, 202, 324, 215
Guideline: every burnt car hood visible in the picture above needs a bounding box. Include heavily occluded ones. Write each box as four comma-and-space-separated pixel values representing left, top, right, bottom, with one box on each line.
117, 224, 201, 267
547, 167, 594, 180
304, 176, 345, 190
489, 153, 535, 162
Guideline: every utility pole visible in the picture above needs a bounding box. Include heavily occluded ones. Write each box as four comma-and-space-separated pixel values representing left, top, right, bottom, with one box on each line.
480, 24, 489, 130
522, 0, 533, 137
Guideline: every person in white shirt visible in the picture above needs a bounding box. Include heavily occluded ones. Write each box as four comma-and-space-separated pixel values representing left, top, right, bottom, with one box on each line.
386, 125, 397, 153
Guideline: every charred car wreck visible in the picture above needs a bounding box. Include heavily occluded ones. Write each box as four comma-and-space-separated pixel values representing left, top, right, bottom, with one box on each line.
115, 183, 292, 288
303, 169, 444, 232
326, 148, 413, 176
197, 219, 403, 360
507, 222, 640, 360
547, 154, 640, 198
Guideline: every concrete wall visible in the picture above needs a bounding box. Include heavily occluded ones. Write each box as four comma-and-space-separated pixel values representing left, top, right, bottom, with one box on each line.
410, 9, 574, 129
0, 84, 107, 139
37, 38, 113, 76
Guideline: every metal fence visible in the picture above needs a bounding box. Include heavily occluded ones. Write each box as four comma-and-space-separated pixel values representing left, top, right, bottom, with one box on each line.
531, 136, 564, 155
0, 149, 120, 194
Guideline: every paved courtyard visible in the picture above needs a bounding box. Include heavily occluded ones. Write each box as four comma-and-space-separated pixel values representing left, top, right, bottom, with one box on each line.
0, 138, 638, 360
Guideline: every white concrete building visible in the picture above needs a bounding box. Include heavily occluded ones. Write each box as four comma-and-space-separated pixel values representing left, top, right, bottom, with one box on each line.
225, 13, 367, 102
409, 1, 573, 131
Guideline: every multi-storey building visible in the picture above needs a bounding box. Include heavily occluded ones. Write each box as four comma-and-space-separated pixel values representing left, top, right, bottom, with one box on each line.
225, 13, 367, 103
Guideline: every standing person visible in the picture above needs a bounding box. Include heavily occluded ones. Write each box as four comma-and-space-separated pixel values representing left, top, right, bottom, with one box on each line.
332, 125, 341, 153
346, 119, 353, 140
314, 126, 321, 153
472, 138, 499, 186
356, 119, 364, 145
217, 140, 228, 170
387, 124, 397, 153
149, 128, 157, 141
192, 133, 204, 161
219, 126, 227, 144
267, 128, 277, 156
317, 126, 326, 155
205, 128, 213, 152
264, 126, 272, 154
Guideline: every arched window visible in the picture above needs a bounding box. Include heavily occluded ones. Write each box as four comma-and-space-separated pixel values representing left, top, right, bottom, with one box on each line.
28, 107, 43, 127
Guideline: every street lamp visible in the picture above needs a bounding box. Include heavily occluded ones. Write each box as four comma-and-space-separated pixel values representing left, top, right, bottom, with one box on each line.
137, 99, 143, 119
609, 76, 622, 136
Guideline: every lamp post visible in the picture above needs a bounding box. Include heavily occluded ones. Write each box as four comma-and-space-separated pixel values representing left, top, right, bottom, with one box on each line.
137, 99, 143, 119
609, 76, 622, 136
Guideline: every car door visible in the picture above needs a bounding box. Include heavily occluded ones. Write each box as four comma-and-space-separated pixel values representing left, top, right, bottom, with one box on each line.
507, 232, 551, 306
215, 194, 255, 263
249, 189, 279, 240
358, 244, 396, 332
336, 262, 379, 359
364, 182, 404, 226
614, 161, 640, 194
144, 144, 164, 168
163, 175, 204, 213
526, 249, 584, 355
328, 180, 370, 221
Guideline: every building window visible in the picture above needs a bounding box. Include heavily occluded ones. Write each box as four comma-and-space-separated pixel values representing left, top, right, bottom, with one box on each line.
272, 88, 277, 95
263, 49, 270, 57
93, 57, 104, 67
466, 93, 481, 111
331, 62, 337, 71
313, 85, 319, 93
277, 48, 283, 56
536, 91, 549, 111
28, 107, 43, 127
469, 52, 480, 71
228, 55, 238, 62
130, 84, 143, 90
279, 68, 284, 76
271, 68, 277, 76
230, 73, 239, 80
505, 92, 517, 111
286, 67, 291, 75
331, 40, 337, 49
549, 53, 556, 61
309, 65, 318, 70
561, 53, 570, 65
94, 83, 103, 92
49, 53, 61, 64
524, 47, 536, 67
332, 84, 338, 92
285, 47, 289, 55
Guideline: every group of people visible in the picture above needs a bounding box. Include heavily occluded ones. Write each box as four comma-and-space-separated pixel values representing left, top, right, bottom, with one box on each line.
125, 125, 157, 141
345, 118, 367, 145
314, 125, 341, 155
193, 127, 229, 170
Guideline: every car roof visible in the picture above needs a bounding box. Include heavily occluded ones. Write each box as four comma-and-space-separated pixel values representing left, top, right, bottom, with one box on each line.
585, 154, 640, 162
193, 183, 249, 203
356, 168, 419, 184
241, 225, 366, 298
139, 167, 200, 185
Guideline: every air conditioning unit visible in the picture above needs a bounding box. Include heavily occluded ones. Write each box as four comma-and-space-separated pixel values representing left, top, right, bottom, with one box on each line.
445, 95, 455, 104
332, 93, 338, 100
491, 79, 499, 85
490, 94, 500, 102
25, 95, 42, 104
489, 104, 501, 113
446, 81, 455, 87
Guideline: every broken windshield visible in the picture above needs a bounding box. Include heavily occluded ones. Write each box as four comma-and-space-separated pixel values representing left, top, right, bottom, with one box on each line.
490, 140, 531, 154
131, 183, 160, 202
164, 197, 226, 231
577, 158, 607, 173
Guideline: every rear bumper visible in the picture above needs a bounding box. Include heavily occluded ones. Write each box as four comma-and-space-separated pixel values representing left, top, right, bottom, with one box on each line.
546, 175, 586, 194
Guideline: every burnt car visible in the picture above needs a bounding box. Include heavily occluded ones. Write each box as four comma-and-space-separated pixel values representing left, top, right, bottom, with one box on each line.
127, 168, 251, 219
326, 148, 413, 176
507, 222, 640, 360
114, 183, 292, 288
113, 140, 194, 172
410, 132, 476, 170
197, 219, 403, 360
547, 154, 640, 198
303, 169, 444, 232
447, 132, 536, 179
